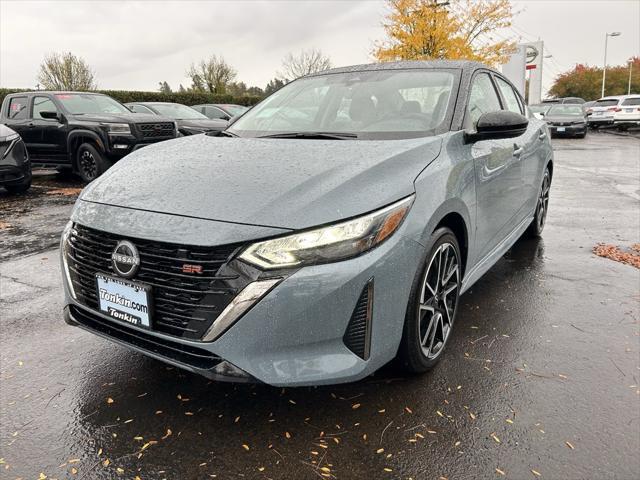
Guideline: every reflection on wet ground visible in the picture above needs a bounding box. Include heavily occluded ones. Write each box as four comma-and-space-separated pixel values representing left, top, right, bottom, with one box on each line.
1, 133, 639, 479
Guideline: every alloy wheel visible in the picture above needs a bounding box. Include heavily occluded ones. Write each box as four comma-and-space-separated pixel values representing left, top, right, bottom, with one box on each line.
79, 150, 97, 180
418, 242, 460, 360
536, 172, 550, 231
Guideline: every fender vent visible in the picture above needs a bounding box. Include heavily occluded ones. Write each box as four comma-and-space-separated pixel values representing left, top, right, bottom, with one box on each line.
343, 279, 373, 360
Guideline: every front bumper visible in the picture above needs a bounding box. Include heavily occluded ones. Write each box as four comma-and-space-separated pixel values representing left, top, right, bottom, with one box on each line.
61, 210, 425, 386
548, 124, 587, 136
104, 134, 175, 159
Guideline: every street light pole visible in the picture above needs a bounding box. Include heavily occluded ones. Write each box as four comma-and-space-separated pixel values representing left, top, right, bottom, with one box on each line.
628, 61, 633, 95
602, 31, 622, 98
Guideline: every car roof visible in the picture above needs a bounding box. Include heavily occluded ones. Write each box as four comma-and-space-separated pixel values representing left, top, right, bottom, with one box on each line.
308, 59, 490, 77
8, 91, 105, 96
126, 102, 182, 105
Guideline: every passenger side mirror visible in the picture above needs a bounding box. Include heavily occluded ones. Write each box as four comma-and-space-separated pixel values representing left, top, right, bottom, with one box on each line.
539, 111, 545, 117
40, 111, 60, 120
465, 111, 529, 143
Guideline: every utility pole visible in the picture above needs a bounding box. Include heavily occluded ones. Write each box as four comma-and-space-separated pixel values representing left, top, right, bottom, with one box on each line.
602, 31, 621, 98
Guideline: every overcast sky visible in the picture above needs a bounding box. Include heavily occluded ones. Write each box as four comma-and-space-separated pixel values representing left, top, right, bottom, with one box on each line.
1, 0, 638, 95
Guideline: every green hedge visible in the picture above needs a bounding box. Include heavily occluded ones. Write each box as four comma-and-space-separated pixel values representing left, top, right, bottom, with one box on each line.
0, 88, 262, 107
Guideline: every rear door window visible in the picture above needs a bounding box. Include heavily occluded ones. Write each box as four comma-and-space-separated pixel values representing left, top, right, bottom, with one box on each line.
495, 77, 523, 114
8, 96, 29, 120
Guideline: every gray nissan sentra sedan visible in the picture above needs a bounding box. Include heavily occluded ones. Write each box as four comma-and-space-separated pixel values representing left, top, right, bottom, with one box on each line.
60, 60, 553, 386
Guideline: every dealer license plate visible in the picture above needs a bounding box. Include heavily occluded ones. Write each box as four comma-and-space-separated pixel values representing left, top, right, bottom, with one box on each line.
557, 127, 565, 132
595, 111, 603, 116
96, 273, 152, 328
625, 108, 634, 113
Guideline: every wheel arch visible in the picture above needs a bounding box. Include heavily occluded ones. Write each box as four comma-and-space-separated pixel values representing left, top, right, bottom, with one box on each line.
68, 130, 105, 166
433, 211, 469, 277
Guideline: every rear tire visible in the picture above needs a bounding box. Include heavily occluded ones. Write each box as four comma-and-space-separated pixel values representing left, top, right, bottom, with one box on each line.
525, 168, 551, 237
398, 228, 461, 373
5, 180, 31, 194
76, 143, 111, 182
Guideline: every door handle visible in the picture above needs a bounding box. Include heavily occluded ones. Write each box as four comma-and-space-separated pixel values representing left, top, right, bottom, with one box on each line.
538, 131, 547, 140
513, 146, 524, 157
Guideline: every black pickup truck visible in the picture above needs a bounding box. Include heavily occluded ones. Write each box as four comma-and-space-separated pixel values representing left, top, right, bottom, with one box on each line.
0, 92, 177, 181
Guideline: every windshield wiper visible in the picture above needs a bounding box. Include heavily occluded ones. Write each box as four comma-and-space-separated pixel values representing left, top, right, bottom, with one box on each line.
257, 132, 358, 140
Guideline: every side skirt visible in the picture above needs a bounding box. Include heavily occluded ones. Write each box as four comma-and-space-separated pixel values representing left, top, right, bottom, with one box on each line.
460, 213, 534, 294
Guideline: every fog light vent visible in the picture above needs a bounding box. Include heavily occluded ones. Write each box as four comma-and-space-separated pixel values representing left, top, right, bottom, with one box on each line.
343, 278, 373, 360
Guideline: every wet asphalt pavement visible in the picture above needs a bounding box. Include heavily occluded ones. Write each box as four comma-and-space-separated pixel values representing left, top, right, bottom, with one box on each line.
1, 132, 639, 480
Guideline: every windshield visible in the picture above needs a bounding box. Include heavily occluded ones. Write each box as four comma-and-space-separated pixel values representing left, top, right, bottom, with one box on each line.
595, 99, 619, 107
148, 103, 208, 119
547, 105, 584, 116
529, 105, 550, 114
55, 94, 130, 115
229, 69, 457, 139
222, 105, 249, 116
622, 97, 640, 106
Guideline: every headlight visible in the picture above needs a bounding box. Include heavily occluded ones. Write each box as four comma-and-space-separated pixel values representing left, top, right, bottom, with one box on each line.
61, 221, 77, 299
239, 196, 414, 269
104, 123, 131, 135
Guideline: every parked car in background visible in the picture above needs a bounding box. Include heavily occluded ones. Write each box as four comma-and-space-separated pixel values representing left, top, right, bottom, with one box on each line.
587, 96, 623, 128
542, 97, 586, 104
613, 95, 640, 129
544, 104, 588, 138
0, 124, 31, 193
61, 60, 553, 386
191, 104, 249, 121
582, 100, 596, 111
0, 92, 177, 181
529, 103, 551, 119
126, 102, 227, 135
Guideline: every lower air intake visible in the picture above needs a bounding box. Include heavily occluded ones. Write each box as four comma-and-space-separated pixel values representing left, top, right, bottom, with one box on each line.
343, 279, 373, 360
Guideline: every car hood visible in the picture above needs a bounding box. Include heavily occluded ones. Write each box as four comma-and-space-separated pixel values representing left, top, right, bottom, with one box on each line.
80, 134, 442, 230
177, 118, 228, 130
74, 112, 173, 124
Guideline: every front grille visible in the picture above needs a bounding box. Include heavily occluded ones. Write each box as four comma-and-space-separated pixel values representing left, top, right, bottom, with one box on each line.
66, 223, 242, 340
343, 279, 373, 360
136, 122, 175, 138
69, 305, 221, 370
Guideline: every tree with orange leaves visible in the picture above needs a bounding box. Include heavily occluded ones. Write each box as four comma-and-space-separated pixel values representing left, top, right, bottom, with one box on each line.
374, 0, 516, 67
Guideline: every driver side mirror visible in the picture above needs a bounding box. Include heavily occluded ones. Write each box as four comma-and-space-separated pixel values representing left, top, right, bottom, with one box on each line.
40, 111, 60, 121
465, 110, 529, 143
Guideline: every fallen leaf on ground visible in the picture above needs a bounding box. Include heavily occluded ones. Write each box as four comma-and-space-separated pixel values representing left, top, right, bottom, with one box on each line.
593, 243, 640, 269
45, 188, 83, 196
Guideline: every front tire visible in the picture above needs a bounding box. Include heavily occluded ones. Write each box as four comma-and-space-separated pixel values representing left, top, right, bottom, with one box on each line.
398, 228, 461, 373
5, 179, 31, 194
525, 167, 551, 237
76, 143, 111, 182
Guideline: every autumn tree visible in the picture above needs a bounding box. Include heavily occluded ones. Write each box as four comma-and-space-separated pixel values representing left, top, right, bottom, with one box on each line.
280, 48, 332, 80
187, 55, 237, 94
549, 57, 640, 100
37, 52, 97, 90
374, 0, 516, 67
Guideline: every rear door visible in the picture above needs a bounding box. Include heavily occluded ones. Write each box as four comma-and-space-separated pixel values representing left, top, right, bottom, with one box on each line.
3, 95, 31, 142
464, 72, 524, 262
